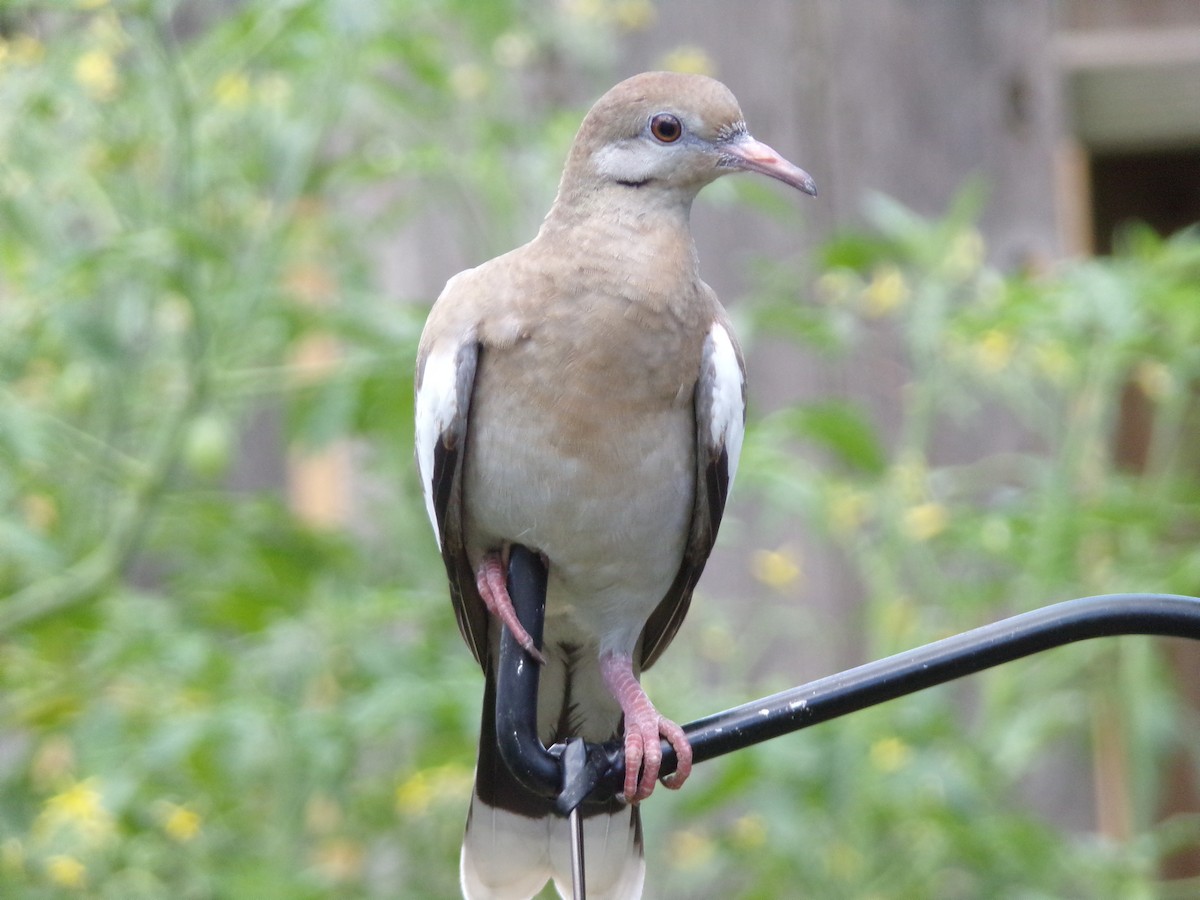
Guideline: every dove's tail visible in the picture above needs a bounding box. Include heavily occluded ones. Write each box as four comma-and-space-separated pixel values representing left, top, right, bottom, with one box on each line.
460, 653, 644, 900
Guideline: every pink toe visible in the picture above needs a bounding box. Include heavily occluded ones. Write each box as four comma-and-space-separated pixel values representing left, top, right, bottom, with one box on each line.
624, 734, 643, 802
660, 720, 692, 789
475, 554, 545, 664
638, 735, 661, 799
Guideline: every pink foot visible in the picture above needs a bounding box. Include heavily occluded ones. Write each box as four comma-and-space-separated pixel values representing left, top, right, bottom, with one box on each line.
476, 553, 546, 665
600, 651, 693, 802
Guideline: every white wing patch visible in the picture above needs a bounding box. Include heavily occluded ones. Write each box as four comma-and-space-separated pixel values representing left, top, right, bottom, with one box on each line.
414, 347, 461, 546
707, 322, 745, 485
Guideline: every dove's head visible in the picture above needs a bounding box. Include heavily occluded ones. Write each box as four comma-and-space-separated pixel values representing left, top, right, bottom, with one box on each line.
554, 71, 816, 213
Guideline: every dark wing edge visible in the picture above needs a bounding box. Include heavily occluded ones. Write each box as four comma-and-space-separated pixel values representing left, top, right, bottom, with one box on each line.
638, 322, 746, 670
417, 339, 490, 668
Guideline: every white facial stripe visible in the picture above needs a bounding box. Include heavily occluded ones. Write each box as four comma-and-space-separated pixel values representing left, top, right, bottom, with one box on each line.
708, 322, 745, 485
593, 140, 677, 184
414, 347, 461, 545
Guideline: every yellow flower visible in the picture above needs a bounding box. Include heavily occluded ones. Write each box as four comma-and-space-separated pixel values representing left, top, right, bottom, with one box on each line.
668, 828, 714, 869
11, 35, 45, 67
161, 803, 202, 843
22, 494, 58, 532
869, 736, 912, 773
973, 329, 1014, 373
862, 265, 909, 317
450, 64, 489, 101
564, 0, 605, 22
750, 546, 802, 590
943, 228, 985, 280
213, 71, 251, 109
815, 269, 860, 305
396, 771, 433, 816
154, 292, 195, 334
827, 485, 869, 536
37, 778, 113, 843
730, 814, 767, 850
659, 45, 714, 76
395, 764, 472, 817
74, 49, 118, 100
87, 8, 130, 52
902, 502, 948, 542
612, 0, 657, 30
1134, 360, 1173, 401
565, 0, 656, 29
1032, 339, 1074, 384
879, 596, 917, 642
890, 455, 928, 503
43, 781, 102, 820
493, 30, 535, 69
46, 854, 87, 889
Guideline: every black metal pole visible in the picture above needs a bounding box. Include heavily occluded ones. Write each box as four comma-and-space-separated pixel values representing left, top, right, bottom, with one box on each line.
497, 547, 1200, 811
665, 592, 1200, 775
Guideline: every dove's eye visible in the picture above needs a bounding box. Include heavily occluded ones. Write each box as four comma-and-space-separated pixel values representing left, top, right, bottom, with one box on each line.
649, 113, 682, 143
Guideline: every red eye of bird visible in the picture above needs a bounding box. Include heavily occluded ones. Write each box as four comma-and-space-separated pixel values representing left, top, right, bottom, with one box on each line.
649, 113, 683, 143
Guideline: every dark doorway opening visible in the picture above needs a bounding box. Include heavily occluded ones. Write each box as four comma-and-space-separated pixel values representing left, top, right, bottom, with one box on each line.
1090, 148, 1200, 254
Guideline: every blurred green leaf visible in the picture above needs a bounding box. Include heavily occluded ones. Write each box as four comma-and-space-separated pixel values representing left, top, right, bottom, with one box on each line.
772, 400, 887, 475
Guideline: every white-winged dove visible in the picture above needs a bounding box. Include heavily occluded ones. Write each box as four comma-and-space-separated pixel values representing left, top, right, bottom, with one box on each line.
415, 71, 816, 900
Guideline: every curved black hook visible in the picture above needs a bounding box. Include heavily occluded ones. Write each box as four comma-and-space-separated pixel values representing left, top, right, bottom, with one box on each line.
496, 546, 623, 814
494, 545, 559, 795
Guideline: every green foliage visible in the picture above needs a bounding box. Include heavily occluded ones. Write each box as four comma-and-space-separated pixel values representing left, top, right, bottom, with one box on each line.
719, 200, 1200, 898
2, 2, 1200, 898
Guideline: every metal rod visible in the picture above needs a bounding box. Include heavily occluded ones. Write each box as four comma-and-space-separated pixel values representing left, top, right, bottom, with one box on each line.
665, 592, 1200, 775
559, 738, 590, 898
496, 547, 1200, 811
569, 805, 586, 899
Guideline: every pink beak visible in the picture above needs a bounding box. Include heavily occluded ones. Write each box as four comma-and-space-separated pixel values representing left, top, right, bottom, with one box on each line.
721, 135, 818, 196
